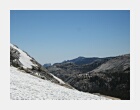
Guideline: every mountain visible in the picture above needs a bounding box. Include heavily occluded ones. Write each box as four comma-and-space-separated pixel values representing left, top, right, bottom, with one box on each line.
10, 44, 72, 88
61, 56, 100, 65
46, 54, 130, 100
62, 56, 113, 65
10, 43, 111, 100
43, 63, 51, 68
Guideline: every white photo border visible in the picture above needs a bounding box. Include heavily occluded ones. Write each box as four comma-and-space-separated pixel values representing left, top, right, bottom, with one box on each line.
0, 0, 140, 110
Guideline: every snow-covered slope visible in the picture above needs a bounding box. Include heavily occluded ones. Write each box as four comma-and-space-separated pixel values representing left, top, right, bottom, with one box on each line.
10, 67, 111, 100
10, 44, 37, 69
10, 44, 73, 87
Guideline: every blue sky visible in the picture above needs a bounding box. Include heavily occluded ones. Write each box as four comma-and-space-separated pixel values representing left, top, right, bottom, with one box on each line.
10, 10, 130, 65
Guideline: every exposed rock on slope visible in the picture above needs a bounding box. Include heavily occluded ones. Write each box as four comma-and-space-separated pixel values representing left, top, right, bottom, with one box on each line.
47, 57, 113, 79
47, 54, 130, 100
92, 54, 130, 73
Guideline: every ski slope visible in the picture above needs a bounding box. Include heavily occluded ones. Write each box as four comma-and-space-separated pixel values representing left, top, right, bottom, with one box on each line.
10, 67, 111, 100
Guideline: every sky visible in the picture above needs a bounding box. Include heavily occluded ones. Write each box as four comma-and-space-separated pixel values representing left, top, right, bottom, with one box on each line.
10, 10, 130, 65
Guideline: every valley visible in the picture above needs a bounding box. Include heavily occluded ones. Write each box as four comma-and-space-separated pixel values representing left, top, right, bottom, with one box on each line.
10, 43, 130, 100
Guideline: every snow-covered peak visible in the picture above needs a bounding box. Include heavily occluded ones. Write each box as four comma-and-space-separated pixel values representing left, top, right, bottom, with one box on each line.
10, 43, 36, 69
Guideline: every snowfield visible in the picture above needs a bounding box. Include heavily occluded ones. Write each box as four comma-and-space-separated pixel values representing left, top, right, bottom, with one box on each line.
10, 67, 111, 100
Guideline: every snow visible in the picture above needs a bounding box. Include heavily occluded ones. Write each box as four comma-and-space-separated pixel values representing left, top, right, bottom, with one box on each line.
10, 43, 67, 85
10, 67, 111, 100
50, 73, 66, 84
10, 44, 36, 69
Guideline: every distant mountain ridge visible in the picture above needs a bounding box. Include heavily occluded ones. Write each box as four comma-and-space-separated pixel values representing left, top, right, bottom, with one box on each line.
43, 63, 51, 68
46, 54, 130, 100
55, 56, 115, 66
61, 56, 100, 65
